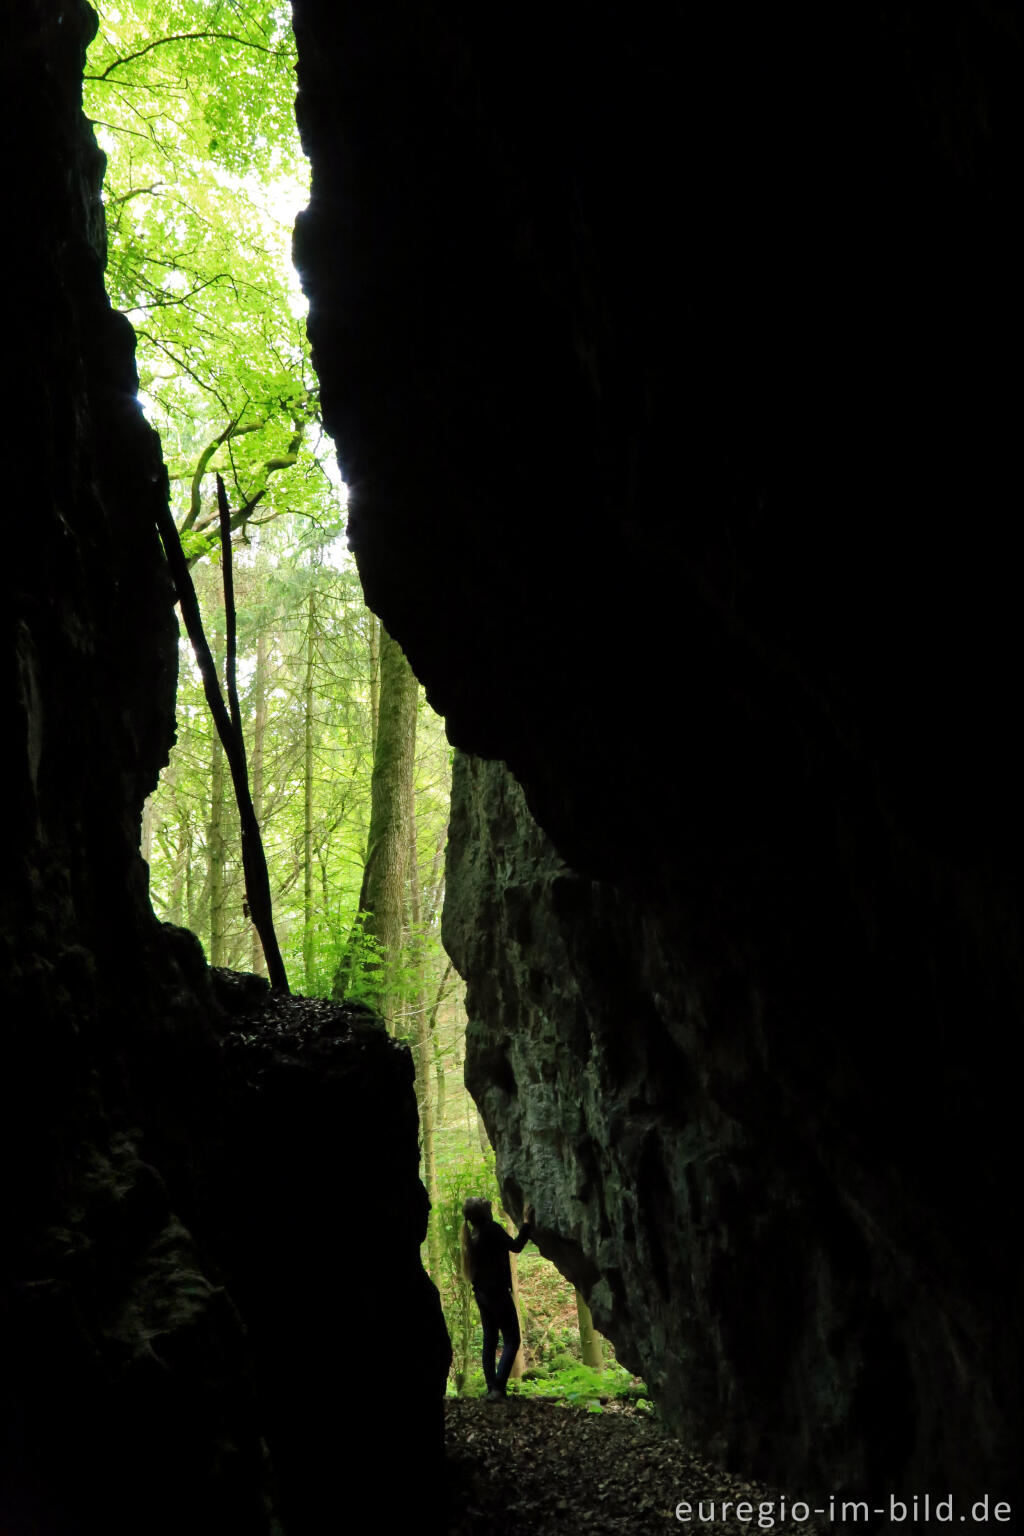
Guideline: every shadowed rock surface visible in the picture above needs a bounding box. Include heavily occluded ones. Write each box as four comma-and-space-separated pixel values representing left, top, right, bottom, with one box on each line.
204, 964, 452, 1534
291, 0, 1023, 1512
3, 0, 1023, 1528
2, 5, 447, 1531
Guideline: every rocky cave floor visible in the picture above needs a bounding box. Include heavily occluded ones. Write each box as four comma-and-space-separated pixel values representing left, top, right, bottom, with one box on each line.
443, 1398, 824, 1535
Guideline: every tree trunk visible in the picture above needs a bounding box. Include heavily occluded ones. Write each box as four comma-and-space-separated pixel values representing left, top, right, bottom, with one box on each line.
185, 813, 197, 932
250, 622, 269, 976
430, 962, 453, 1126
576, 1289, 604, 1369
156, 761, 185, 926
166, 820, 186, 927
435, 1044, 447, 1126
140, 795, 154, 865
418, 1057, 443, 1283
407, 783, 444, 1283
334, 625, 417, 1021
302, 588, 317, 992
509, 1252, 526, 1378
201, 586, 229, 968
208, 728, 227, 966
158, 477, 289, 991
368, 611, 380, 761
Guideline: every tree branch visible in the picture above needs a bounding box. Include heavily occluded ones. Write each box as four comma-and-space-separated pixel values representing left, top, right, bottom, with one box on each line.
427, 961, 454, 1035
106, 181, 163, 206
116, 272, 231, 313
134, 330, 229, 406
87, 117, 154, 143
183, 416, 265, 533
85, 30, 287, 83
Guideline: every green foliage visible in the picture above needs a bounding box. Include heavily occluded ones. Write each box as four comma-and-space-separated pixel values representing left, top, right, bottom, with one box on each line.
510, 1360, 650, 1409
329, 911, 387, 1010
84, 0, 340, 549
87, 2, 460, 1014
178, 526, 217, 561
445, 1360, 651, 1410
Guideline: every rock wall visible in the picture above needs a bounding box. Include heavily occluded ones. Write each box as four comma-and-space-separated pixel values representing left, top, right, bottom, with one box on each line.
2, 5, 447, 1532
444, 754, 1019, 1502
197, 965, 452, 1536
292, 0, 1023, 1511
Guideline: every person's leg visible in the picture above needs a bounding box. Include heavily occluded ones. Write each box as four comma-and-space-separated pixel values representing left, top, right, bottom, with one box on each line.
476, 1292, 499, 1392
493, 1291, 522, 1393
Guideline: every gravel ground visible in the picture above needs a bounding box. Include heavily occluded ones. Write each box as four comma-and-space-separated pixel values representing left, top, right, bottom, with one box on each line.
444, 1398, 825, 1535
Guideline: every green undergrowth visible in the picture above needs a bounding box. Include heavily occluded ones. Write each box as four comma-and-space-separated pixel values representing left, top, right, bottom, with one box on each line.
447, 1360, 653, 1414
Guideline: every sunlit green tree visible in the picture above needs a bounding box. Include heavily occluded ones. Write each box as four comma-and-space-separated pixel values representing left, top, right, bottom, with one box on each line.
84, 0, 339, 552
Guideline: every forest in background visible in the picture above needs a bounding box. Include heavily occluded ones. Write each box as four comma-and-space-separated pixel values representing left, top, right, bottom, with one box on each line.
84, 0, 641, 1405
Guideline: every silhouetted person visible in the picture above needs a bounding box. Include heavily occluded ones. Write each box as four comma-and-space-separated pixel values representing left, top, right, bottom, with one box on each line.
461, 1197, 534, 1401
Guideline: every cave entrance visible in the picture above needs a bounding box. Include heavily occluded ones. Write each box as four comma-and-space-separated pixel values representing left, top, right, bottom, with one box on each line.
82, 0, 610, 1405
83, 5, 460, 1053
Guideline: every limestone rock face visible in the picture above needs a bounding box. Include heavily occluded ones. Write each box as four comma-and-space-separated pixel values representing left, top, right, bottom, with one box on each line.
444, 755, 1019, 1498
200, 967, 453, 1536
2, 5, 447, 1531
292, 0, 1023, 1508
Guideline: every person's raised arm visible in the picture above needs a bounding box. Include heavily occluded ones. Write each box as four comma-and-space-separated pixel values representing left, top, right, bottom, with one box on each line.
508, 1201, 535, 1253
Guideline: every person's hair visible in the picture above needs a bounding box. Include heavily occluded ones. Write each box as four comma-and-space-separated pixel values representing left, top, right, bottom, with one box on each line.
460, 1196, 492, 1283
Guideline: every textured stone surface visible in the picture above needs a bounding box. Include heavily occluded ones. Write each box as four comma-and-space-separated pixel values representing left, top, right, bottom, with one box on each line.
445, 755, 1020, 1500
2, 5, 447, 1531
3, 6, 229, 1526
292, 0, 1023, 1510
199, 965, 453, 1536
7, 0, 1018, 1523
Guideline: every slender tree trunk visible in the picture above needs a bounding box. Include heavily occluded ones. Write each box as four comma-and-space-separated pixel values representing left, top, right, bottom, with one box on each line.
407, 786, 422, 937
250, 623, 269, 975
368, 611, 380, 761
454, 1277, 472, 1395
167, 828, 186, 927
576, 1289, 604, 1369
303, 588, 317, 992
319, 853, 331, 938
435, 1043, 447, 1125
165, 788, 188, 927
185, 815, 196, 932
334, 625, 417, 1021
431, 963, 453, 1126
156, 477, 289, 991
419, 1070, 443, 1283
509, 1253, 526, 1379
140, 795, 154, 865
206, 588, 229, 966
407, 783, 444, 1283
157, 762, 181, 924
208, 729, 227, 966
